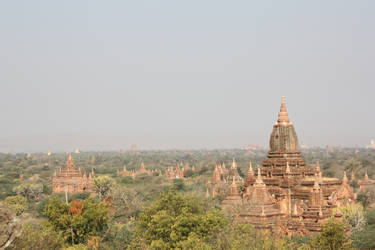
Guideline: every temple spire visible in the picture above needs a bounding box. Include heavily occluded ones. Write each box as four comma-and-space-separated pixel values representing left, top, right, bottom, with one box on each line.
255, 167, 265, 186
277, 96, 290, 124
316, 161, 321, 173
248, 161, 254, 175
66, 153, 75, 171
231, 158, 237, 169
313, 174, 320, 190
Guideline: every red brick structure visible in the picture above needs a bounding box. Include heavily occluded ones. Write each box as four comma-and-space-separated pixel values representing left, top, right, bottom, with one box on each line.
207, 159, 243, 197
52, 153, 93, 194
358, 172, 374, 191
220, 97, 355, 234
165, 166, 184, 179
117, 162, 154, 178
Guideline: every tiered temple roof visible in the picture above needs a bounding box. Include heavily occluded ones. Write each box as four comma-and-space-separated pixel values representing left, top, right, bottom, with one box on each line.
220, 97, 354, 234
52, 153, 93, 194
207, 160, 243, 197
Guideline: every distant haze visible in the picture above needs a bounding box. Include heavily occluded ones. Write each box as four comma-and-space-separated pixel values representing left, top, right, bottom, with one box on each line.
0, 1, 374, 152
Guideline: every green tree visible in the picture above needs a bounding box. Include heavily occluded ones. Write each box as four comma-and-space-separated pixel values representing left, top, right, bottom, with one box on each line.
4, 195, 28, 216
129, 191, 228, 249
109, 186, 142, 223
339, 203, 366, 232
352, 208, 375, 250
44, 197, 109, 245
0, 206, 21, 249
215, 223, 295, 250
7, 223, 64, 250
13, 183, 43, 201
308, 219, 354, 250
93, 176, 115, 200
357, 192, 371, 209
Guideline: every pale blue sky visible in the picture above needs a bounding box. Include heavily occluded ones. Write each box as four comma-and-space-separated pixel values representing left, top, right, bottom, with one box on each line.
0, 1, 374, 151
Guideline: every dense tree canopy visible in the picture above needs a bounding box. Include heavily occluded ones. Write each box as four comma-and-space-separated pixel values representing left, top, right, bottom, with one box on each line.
44, 197, 109, 244
130, 191, 228, 249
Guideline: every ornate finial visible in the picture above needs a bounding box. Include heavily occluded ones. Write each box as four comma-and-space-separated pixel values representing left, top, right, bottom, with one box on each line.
316, 160, 321, 173
277, 96, 290, 124
248, 161, 254, 175
286, 162, 291, 174
231, 158, 237, 169
365, 172, 369, 181
343, 171, 348, 184
255, 167, 265, 186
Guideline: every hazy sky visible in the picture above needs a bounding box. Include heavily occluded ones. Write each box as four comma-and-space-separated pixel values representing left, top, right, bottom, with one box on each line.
0, 1, 374, 152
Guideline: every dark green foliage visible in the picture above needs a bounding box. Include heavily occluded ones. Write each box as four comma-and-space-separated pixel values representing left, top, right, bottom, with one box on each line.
130, 191, 228, 249
308, 219, 354, 250
172, 178, 185, 191
70, 192, 90, 201
7, 223, 64, 250
184, 169, 194, 178
120, 176, 135, 185
44, 197, 109, 245
42, 183, 52, 194
289, 234, 312, 247
356, 192, 371, 209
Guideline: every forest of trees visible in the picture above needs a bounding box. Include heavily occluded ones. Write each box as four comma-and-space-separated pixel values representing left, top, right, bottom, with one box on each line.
1, 148, 375, 249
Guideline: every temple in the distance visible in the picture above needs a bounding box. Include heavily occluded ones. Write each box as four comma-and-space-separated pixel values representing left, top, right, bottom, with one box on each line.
213, 96, 357, 235
52, 153, 94, 194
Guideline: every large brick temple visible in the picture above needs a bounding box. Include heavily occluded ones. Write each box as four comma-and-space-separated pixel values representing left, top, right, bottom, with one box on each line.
52, 153, 94, 194
212, 96, 357, 235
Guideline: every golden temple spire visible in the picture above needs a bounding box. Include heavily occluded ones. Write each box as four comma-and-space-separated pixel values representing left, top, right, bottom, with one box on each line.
277, 96, 290, 124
